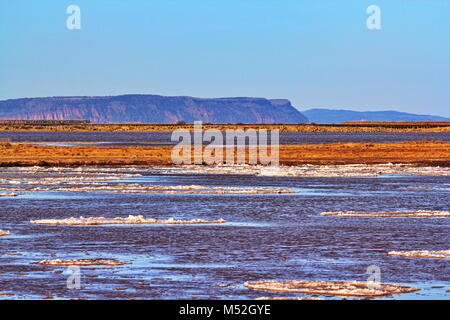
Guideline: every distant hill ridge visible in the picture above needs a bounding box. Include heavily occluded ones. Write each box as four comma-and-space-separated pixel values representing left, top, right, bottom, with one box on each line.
303, 108, 450, 124
0, 94, 308, 124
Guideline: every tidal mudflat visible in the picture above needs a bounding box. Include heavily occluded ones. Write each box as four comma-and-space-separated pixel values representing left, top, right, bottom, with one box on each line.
1, 140, 449, 166
0, 164, 449, 299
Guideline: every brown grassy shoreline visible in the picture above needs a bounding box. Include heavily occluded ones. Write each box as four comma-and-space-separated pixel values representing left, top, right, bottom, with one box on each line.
0, 141, 448, 167
0, 122, 450, 132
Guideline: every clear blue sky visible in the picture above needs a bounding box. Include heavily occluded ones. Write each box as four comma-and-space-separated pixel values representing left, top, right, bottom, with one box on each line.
1, 0, 449, 116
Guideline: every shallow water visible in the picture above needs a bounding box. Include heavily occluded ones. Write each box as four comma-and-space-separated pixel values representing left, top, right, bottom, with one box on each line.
1, 131, 449, 147
0, 167, 449, 300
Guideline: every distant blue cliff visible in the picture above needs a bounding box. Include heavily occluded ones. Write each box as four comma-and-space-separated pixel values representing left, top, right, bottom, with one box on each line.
0, 94, 309, 124
303, 108, 450, 123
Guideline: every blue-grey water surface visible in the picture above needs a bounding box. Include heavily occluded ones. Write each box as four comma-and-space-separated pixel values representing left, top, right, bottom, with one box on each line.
0, 168, 449, 300
1, 131, 449, 147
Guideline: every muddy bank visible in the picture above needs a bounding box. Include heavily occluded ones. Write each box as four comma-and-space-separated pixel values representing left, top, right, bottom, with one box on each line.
1, 122, 449, 133
30, 215, 226, 226
0, 230, 10, 236
244, 280, 419, 298
153, 163, 450, 177
320, 210, 450, 218
388, 250, 450, 259
0, 141, 449, 167
0, 163, 448, 180
0, 168, 297, 194
33, 259, 131, 266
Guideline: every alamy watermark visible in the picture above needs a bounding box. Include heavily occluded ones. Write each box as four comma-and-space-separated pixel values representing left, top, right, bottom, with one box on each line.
367, 5, 381, 30
171, 121, 279, 166
66, 266, 81, 289
64, 5, 381, 31
66, 5, 81, 30
366, 264, 381, 289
